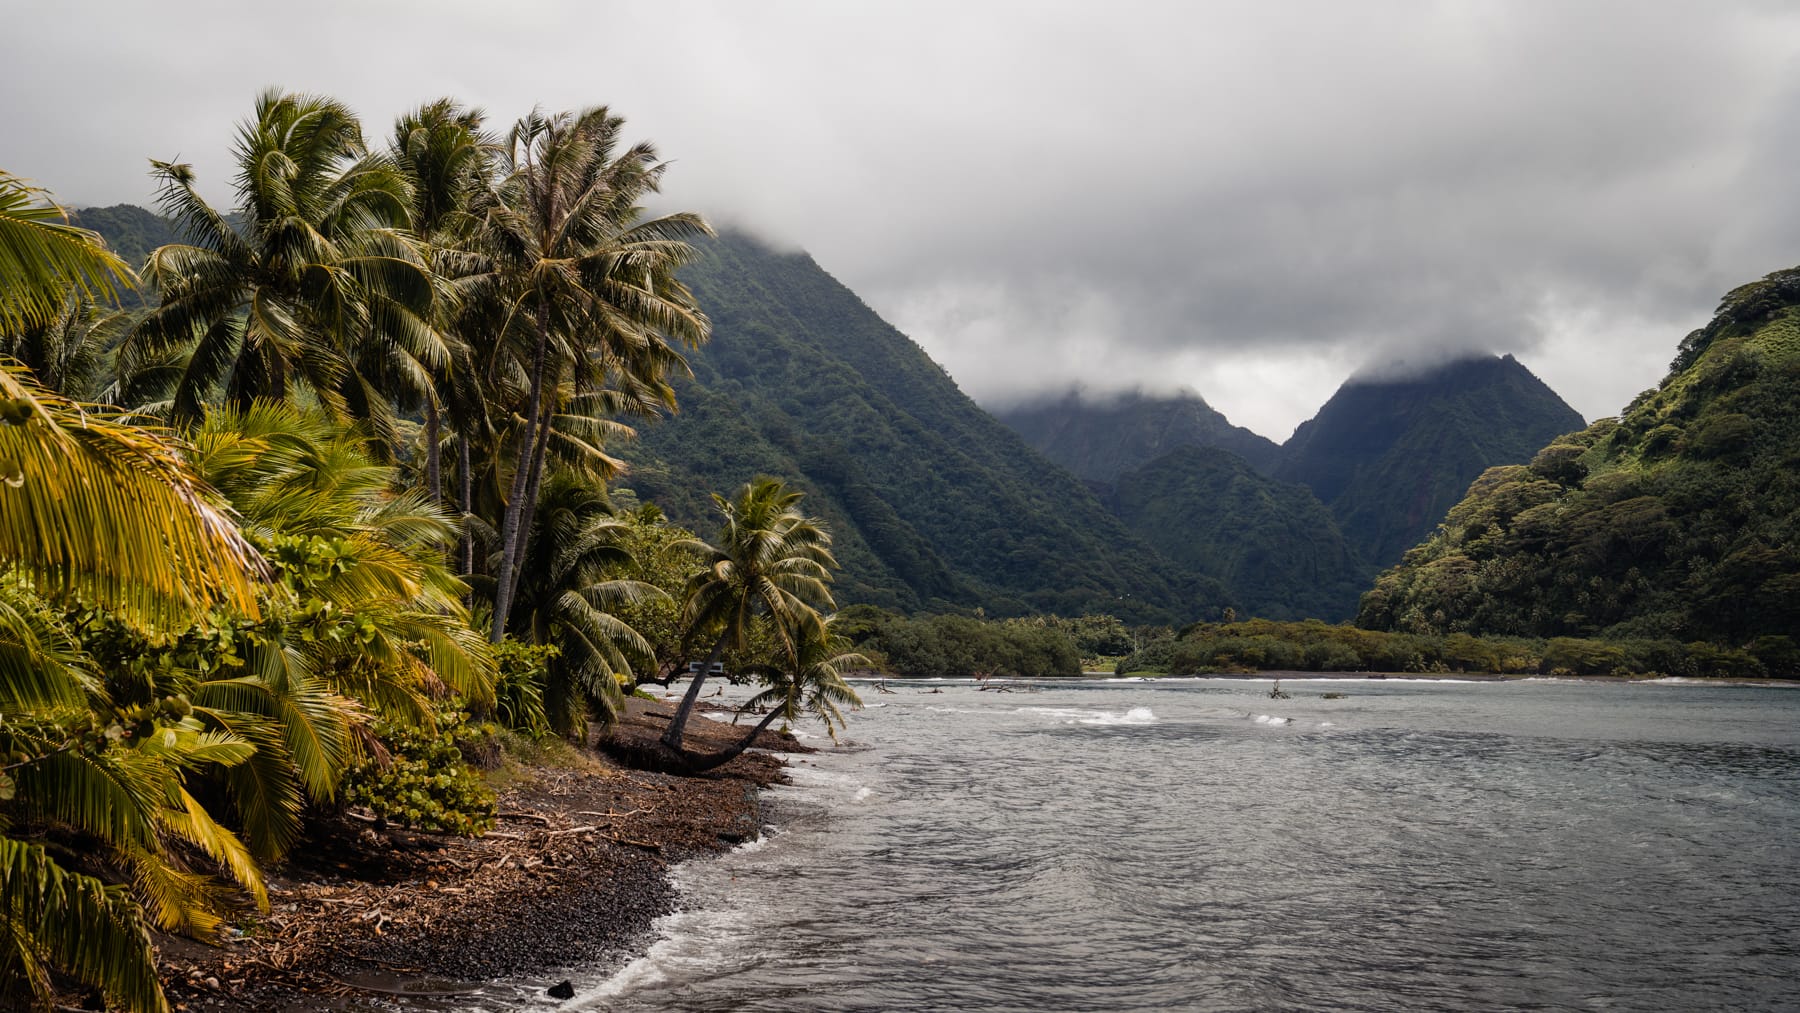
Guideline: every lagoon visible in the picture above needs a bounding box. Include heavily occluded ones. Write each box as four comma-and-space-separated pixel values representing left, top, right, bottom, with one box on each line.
538, 678, 1799, 1011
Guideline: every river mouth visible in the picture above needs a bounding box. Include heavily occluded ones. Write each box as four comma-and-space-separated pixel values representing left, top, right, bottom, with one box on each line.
462, 677, 1800, 1011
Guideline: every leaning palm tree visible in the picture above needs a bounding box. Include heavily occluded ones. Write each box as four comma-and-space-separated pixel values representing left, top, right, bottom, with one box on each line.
744, 618, 868, 743
684, 617, 869, 771
661, 477, 837, 756
127, 90, 445, 440
476, 106, 712, 643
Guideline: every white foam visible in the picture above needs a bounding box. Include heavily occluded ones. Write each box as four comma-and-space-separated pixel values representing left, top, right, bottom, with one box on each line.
1019, 706, 1156, 726
1253, 714, 1292, 726
1080, 707, 1156, 726
1318, 721, 1335, 728
852, 787, 872, 802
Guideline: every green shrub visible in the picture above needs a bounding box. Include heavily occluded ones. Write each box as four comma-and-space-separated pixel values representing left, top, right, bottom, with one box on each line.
492, 639, 555, 735
342, 706, 496, 836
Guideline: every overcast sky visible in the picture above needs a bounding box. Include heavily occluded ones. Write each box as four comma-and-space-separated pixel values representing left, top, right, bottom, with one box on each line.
7, 1, 1799, 440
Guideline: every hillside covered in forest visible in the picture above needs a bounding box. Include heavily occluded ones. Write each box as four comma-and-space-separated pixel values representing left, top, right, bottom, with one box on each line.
996, 387, 1281, 481
619, 232, 1226, 622
1359, 267, 1800, 647
68, 205, 1588, 627
1275, 354, 1586, 569
995, 354, 1585, 619
1104, 446, 1366, 620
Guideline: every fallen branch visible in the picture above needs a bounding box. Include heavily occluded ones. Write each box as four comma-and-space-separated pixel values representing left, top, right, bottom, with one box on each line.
600, 834, 662, 852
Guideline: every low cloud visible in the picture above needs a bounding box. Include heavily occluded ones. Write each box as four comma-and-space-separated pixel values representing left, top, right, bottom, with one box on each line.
7, 1, 1800, 438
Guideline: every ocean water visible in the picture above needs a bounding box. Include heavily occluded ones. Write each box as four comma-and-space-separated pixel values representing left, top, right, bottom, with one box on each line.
525, 678, 1800, 1011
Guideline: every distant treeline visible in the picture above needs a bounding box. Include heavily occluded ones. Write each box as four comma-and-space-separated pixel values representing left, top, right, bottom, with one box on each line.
1119, 619, 1791, 680
836, 607, 1137, 678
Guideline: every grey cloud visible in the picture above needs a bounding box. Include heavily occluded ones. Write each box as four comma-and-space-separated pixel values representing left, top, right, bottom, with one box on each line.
6, 1, 1799, 438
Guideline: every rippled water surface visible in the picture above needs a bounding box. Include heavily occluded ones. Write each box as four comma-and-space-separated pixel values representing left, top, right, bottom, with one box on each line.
545, 678, 1799, 1011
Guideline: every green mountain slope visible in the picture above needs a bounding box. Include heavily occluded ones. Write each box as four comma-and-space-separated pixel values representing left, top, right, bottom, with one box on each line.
1358, 268, 1800, 643
620, 232, 1225, 622
69, 204, 177, 298
69, 209, 1220, 621
1277, 354, 1585, 568
996, 388, 1281, 481
1106, 446, 1368, 620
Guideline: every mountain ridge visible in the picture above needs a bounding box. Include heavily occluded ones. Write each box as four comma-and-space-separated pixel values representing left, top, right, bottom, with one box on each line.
1358, 267, 1800, 645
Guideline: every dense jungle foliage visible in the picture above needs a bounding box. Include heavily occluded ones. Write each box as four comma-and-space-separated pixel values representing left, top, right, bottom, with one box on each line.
1359, 269, 1800, 647
1276, 354, 1587, 569
0, 94, 861, 1012
1118, 619, 1776, 680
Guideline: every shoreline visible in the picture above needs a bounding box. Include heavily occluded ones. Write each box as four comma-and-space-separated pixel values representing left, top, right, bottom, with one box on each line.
924, 671, 1800, 688
157, 697, 804, 1011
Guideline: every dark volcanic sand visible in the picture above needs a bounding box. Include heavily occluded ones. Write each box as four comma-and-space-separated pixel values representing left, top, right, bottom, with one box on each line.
157, 698, 803, 1011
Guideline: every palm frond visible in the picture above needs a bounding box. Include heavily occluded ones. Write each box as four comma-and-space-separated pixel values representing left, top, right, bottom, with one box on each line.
0, 172, 136, 334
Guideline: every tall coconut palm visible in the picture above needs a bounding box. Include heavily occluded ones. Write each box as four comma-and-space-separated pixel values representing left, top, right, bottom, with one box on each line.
390, 99, 495, 508
661, 477, 836, 755
128, 90, 445, 440
477, 107, 711, 643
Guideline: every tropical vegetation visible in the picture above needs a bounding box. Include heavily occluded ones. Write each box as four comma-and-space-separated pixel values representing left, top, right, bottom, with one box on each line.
1359, 268, 1800, 650
1116, 618, 1772, 679
0, 90, 856, 1012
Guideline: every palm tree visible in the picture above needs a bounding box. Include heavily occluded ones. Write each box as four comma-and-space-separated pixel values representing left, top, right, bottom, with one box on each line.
127, 90, 445, 438
684, 617, 867, 771
477, 106, 711, 643
188, 403, 494, 722
503, 471, 662, 736
0, 364, 262, 627
661, 477, 837, 755
390, 99, 495, 508
744, 618, 868, 743
0, 171, 134, 334
2, 297, 128, 400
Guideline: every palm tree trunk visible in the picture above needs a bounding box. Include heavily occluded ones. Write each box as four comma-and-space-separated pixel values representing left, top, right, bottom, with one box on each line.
504, 399, 554, 618
490, 318, 549, 643
661, 632, 728, 751
458, 433, 474, 578
425, 397, 442, 506
677, 706, 784, 774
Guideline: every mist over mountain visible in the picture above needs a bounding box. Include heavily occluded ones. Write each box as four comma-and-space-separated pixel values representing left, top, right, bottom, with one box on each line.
1276, 354, 1587, 569
1360, 267, 1800, 645
71, 205, 1589, 626
995, 387, 1280, 482
618, 232, 1227, 622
